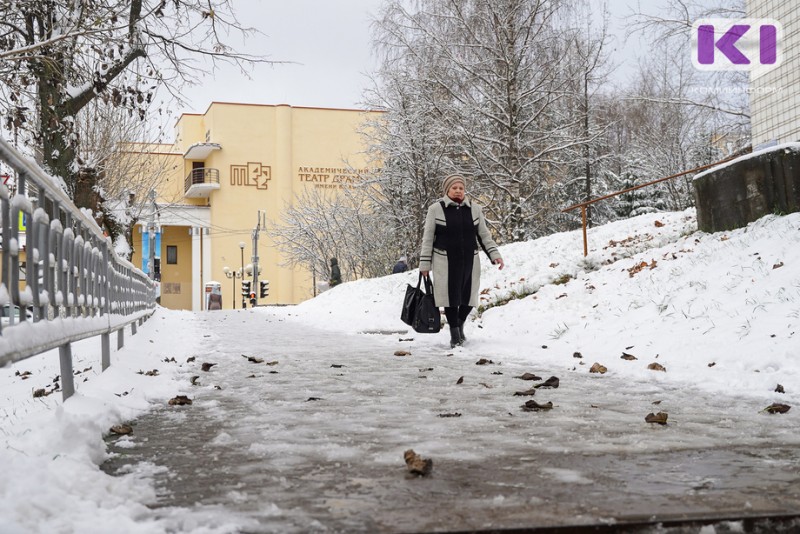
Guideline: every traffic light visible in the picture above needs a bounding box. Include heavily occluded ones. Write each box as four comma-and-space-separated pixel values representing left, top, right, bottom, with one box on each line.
241, 280, 251, 297
260, 280, 269, 298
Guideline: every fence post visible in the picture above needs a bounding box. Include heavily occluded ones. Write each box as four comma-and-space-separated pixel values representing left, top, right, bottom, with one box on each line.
59, 344, 75, 400
101, 333, 111, 371
117, 329, 124, 350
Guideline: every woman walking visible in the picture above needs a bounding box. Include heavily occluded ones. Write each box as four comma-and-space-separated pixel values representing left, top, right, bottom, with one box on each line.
419, 174, 504, 348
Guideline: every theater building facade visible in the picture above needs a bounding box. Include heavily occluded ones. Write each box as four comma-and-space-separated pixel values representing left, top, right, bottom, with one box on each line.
130, 102, 380, 310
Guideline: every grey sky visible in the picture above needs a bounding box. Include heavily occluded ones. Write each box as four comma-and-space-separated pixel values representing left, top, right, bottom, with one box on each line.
176, 0, 666, 115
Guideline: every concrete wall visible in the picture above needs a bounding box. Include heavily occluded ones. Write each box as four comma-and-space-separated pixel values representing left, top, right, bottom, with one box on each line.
693, 144, 800, 233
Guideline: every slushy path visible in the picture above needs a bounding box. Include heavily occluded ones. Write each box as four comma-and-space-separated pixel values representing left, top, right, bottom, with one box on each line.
102, 309, 800, 533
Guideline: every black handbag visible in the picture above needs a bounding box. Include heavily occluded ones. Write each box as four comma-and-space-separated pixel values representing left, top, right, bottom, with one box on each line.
400, 275, 423, 326
411, 275, 441, 334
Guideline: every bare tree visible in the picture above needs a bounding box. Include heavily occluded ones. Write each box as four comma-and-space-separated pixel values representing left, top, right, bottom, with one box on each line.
271, 183, 400, 291
0, 0, 275, 211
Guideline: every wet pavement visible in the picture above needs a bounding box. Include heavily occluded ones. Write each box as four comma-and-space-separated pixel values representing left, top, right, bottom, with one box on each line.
102, 310, 800, 533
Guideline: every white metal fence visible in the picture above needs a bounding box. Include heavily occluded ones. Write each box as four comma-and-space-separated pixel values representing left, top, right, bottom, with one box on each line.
0, 136, 156, 400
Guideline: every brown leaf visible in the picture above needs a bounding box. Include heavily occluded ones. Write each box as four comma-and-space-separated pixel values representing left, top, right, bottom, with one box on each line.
187, 356, 196, 363
589, 363, 607, 374
534, 376, 559, 389
456, 376, 464, 385
627, 259, 657, 278
513, 388, 536, 396
775, 384, 785, 394
521, 400, 553, 412
306, 397, 322, 402
515, 373, 542, 381
201, 362, 216, 372
652, 400, 662, 405
265, 360, 279, 366
404, 449, 433, 476
110, 424, 133, 435
708, 362, 716, 367
773, 261, 784, 269
645, 412, 668, 424
479, 382, 493, 388
654, 220, 665, 227
648, 363, 667, 372
620, 352, 637, 361
764, 403, 791, 414
573, 352, 583, 358
331, 364, 345, 368
190, 375, 200, 385
168, 395, 192, 406
475, 358, 494, 365
394, 350, 411, 357
247, 356, 264, 364
438, 413, 461, 418
32, 388, 46, 398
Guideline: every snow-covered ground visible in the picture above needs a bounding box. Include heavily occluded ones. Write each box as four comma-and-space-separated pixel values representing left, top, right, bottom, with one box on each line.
1, 208, 798, 533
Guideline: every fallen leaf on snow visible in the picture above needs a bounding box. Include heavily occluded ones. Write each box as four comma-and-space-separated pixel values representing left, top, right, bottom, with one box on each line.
775, 384, 785, 393
620, 352, 637, 361
589, 363, 607, 374
110, 424, 133, 435
475, 358, 494, 365
201, 362, 216, 372
648, 363, 667, 372
513, 388, 536, 396
515, 373, 542, 381
394, 350, 411, 357
404, 449, 433, 476
764, 403, 790, 414
456, 376, 464, 384
168, 395, 192, 406
521, 400, 553, 412
438, 413, 461, 418
645, 412, 668, 425
534, 376, 559, 389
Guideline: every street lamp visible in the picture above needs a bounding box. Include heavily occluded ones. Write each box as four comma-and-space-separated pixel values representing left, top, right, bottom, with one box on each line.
222, 266, 242, 309
239, 241, 246, 308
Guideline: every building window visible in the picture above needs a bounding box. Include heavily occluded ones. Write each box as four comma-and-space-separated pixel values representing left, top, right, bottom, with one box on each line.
167, 245, 178, 264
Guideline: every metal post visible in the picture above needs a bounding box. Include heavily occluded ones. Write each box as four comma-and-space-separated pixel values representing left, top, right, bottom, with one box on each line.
101, 333, 110, 371
148, 190, 156, 280
581, 205, 588, 257
239, 242, 246, 309
117, 328, 124, 350
59, 343, 75, 400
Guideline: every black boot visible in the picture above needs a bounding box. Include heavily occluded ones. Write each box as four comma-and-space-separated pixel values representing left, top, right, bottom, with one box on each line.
449, 327, 462, 348
458, 322, 466, 344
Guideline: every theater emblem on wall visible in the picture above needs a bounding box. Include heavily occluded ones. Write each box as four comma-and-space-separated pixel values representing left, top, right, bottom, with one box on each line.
230, 163, 271, 190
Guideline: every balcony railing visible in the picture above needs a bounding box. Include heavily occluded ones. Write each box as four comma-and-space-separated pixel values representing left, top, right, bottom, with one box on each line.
184, 168, 220, 198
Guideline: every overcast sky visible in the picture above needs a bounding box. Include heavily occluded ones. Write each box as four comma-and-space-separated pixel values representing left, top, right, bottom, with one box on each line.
175, 0, 662, 115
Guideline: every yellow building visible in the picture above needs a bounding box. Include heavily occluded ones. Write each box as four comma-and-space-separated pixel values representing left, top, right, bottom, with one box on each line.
131, 102, 381, 310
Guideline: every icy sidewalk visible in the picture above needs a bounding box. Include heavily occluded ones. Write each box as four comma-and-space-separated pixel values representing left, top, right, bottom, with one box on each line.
103, 309, 800, 533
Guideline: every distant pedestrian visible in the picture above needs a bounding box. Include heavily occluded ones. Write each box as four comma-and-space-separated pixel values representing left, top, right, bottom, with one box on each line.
329, 257, 342, 287
419, 174, 504, 348
392, 255, 408, 274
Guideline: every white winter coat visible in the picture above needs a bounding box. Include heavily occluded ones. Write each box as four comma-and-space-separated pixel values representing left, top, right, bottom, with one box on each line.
419, 196, 502, 307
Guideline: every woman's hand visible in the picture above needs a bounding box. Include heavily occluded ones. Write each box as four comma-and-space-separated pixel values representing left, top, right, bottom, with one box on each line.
493, 258, 505, 270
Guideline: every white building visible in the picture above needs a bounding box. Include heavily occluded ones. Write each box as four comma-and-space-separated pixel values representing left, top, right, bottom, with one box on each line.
747, 0, 800, 148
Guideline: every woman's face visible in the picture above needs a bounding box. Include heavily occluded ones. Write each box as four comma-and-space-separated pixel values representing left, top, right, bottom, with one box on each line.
447, 181, 465, 201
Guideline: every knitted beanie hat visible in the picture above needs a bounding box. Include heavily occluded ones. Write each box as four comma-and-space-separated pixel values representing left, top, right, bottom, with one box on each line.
442, 174, 466, 197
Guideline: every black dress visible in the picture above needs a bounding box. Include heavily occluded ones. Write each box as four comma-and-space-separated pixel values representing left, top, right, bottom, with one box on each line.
436, 202, 476, 307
